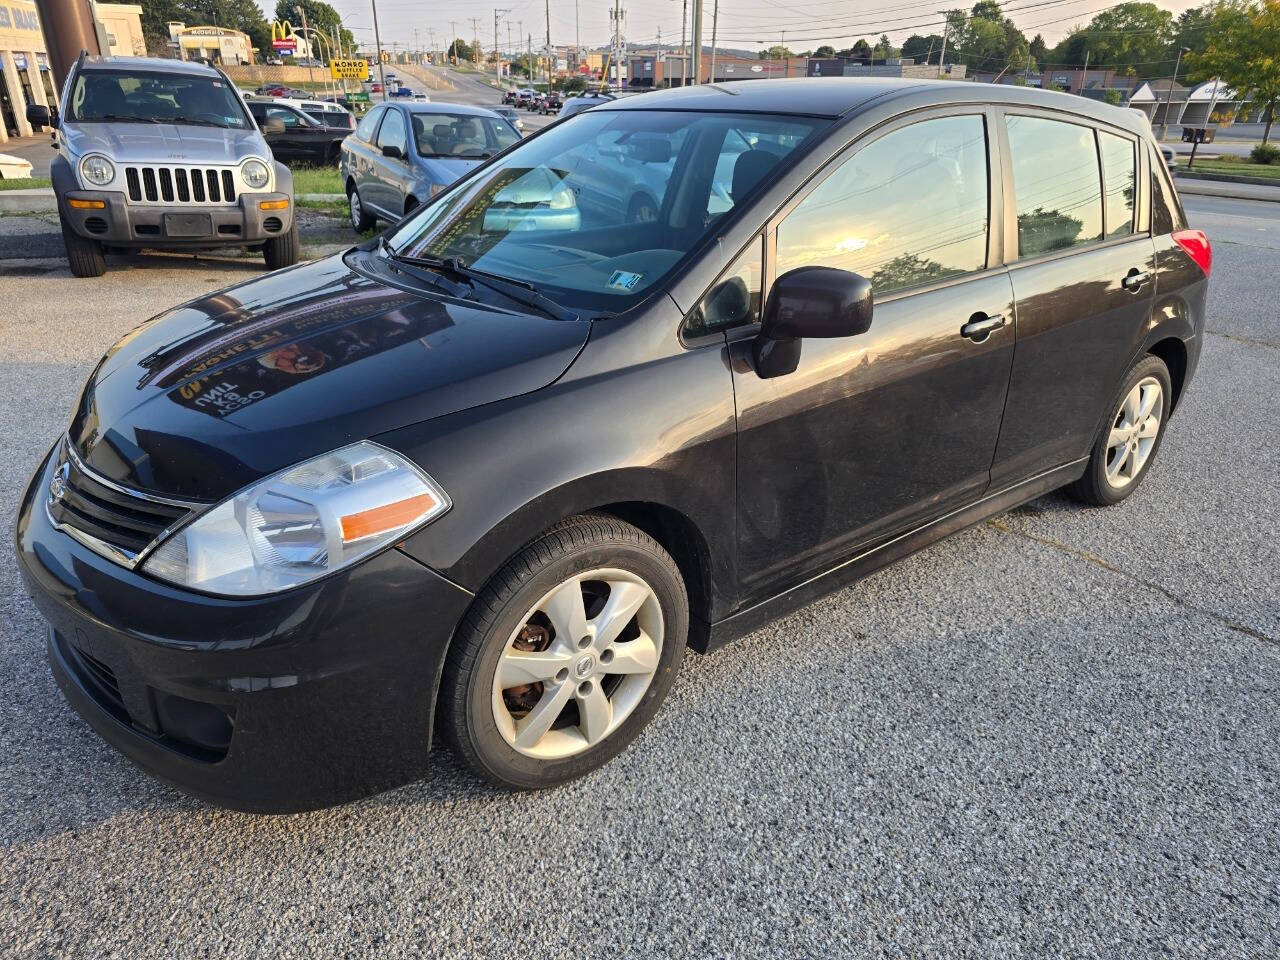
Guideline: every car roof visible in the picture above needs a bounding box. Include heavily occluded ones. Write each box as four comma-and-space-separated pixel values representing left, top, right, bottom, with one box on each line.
599, 77, 1151, 135
395, 101, 502, 119
81, 56, 221, 78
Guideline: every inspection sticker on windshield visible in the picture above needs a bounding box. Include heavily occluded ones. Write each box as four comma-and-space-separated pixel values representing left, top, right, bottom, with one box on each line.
606, 270, 643, 291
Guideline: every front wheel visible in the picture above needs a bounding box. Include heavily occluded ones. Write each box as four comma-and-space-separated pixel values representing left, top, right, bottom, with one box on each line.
1067, 354, 1172, 506
262, 221, 299, 270
440, 515, 688, 789
60, 214, 106, 277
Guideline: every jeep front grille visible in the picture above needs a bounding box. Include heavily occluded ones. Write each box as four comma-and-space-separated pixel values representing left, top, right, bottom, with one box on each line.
123, 165, 238, 205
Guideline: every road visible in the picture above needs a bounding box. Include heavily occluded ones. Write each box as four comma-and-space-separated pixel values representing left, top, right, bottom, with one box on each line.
0, 195, 1277, 958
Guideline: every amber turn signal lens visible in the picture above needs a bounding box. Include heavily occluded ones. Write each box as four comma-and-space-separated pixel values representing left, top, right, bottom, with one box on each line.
67, 199, 106, 209
340, 493, 437, 542
259, 199, 290, 210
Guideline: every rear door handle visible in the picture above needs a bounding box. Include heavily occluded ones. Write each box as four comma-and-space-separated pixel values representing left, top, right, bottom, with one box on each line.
961, 313, 1007, 342
1122, 269, 1152, 291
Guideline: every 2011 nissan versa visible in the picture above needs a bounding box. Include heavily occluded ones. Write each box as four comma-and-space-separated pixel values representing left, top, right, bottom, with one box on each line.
17, 79, 1211, 813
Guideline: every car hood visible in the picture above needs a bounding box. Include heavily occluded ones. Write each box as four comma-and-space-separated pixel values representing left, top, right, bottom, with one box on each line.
68, 254, 590, 501
61, 122, 268, 164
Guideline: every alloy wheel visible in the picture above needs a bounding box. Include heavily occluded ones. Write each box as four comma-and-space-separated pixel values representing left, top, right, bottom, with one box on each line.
1105, 376, 1163, 489
491, 568, 664, 760
349, 190, 364, 229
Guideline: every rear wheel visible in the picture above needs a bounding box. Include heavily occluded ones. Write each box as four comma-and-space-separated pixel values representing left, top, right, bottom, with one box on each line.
262, 221, 299, 270
440, 515, 688, 789
1067, 354, 1172, 506
60, 213, 106, 277
627, 195, 658, 223
348, 182, 375, 232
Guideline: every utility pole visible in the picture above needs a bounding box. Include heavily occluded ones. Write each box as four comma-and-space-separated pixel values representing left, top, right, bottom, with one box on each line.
449, 20, 458, 64
296, 5, 316, 88
370, 0, 388, 99
545, 0, 552, 90
1158, 46, 1189, 141
494, 9, 509, 85
937, 10, 949, 79
1080, 48, 1089, 93
471, 17, 482, 66
680, 0, 688, 86
709, 0, 718, 83
576, 0, 581, 67
691, 0, 702, 85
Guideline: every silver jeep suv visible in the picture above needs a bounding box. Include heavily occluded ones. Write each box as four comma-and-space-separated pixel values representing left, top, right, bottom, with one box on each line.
28, 56, 297, 277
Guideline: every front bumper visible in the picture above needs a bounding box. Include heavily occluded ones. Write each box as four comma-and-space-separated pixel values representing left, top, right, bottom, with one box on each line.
62, 190, 294, 247
15, 447, 472, 813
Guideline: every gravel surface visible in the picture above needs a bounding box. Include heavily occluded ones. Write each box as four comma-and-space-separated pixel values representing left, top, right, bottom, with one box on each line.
1, 196, 1277, 958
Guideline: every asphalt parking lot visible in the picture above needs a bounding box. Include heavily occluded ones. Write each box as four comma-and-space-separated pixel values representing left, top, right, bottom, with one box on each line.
1, 194, 1277, 957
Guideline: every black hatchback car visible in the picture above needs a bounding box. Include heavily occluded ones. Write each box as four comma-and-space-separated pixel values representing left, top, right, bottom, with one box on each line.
17, 79, 1210, 812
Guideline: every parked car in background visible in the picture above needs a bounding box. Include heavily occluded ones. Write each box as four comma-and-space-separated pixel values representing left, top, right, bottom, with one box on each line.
258, 97, 357, 131
559, 92, 616, 118
494, 106, 524, 132
27, 55, 297, 277
1161, 145, 1176, 168
246, 100, 349, 164
17, 79, 1210, 812
341, 101, 521, 229
0, 152, 34, 179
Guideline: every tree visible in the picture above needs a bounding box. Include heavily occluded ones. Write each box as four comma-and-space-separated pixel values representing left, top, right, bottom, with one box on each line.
948, 2, 1031, 74
814, 45, 836, 57
1029, 33, 1047, 65
1189, 0, 1280, 143
838, 38, 872, 59
758, 45, 795, 60
447, 38, 473, 63
1173, 3, 1218, 61
901, 34, 944, 65
872, 34, 898, 58
1048, 3, 1174, 78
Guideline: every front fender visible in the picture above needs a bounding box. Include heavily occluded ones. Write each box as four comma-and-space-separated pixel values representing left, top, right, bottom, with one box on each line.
273, 161, 294, 198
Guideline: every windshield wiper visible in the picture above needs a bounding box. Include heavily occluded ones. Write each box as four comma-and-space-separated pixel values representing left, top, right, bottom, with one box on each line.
168, 115, 234, 128
378, 236, 470, 297
388, 248, 579, 321
93, 114, 165, 124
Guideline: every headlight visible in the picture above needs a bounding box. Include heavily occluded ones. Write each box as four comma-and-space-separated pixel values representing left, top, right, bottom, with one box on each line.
79, 154, 115, 187
143, 442, 449, 596
241, 158, 271, 189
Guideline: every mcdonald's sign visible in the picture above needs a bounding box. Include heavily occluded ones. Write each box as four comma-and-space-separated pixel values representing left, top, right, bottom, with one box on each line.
270, 20, 298, 52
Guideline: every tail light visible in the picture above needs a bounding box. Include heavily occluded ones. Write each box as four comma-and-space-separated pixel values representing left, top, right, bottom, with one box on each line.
1172, 229, 1211, 277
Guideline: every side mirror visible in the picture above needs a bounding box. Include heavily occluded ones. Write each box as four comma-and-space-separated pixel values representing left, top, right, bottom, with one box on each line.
753, 266, 874, 379
628, 136, 671, 164
382, 144, 404, 159
263, 118, 285, 135
26, 103, 53, 128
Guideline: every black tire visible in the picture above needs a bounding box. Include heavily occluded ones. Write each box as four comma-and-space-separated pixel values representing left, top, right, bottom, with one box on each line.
60, 213, 106, 277
262, 221, 299, 270
1066, 354, 1172, 506
440, 514, 688, 790
347, 181, 375, 232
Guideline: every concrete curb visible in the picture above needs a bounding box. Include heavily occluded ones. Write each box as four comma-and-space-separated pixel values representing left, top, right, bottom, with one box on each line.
0, 188, 56, 213
1177, 170, 1280, 187
1174, 176, 1280, 204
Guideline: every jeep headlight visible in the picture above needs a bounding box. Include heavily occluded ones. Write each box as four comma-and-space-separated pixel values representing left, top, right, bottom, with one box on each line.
241, 158, 271, 189
143, 442, 449, 596
79, 154, 115, 187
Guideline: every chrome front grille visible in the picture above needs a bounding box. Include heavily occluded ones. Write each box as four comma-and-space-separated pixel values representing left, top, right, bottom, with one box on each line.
45, 440, 206, 568
123, 165, 238, 205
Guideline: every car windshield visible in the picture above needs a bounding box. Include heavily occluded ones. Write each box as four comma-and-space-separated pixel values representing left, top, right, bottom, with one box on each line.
69, 70, 250, 128
387, 109, 824, 312
410, 112, 520, 158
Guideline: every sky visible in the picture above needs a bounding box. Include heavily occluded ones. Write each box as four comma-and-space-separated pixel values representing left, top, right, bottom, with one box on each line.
322, 0, 1200, 60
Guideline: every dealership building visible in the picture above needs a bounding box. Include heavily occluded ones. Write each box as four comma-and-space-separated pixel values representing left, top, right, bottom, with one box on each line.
1, 0, 143, 143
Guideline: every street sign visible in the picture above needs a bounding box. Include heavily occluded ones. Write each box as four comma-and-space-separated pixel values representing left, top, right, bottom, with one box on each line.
346, 91, 370, 103
330, 58, 370, 81
272, 39, 297, 51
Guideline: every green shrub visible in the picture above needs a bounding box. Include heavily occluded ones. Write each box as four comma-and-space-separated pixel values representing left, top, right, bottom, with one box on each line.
1250, 143, 1280, 165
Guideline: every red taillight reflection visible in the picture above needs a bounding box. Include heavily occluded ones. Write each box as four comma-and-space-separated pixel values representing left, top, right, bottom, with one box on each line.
1172, 229, 1212, 277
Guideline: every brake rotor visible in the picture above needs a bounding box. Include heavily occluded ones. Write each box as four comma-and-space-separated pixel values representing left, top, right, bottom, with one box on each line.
503, 621, 551, 716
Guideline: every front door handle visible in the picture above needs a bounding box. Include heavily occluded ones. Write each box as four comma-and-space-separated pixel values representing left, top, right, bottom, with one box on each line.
1122, 269, 1152, 291
961, 313, 1007, 342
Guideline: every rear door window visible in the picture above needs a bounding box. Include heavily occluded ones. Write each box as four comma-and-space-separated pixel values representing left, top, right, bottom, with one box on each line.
775, 114, 990, 296
1005, 115, 1103, 256
1099, 131, 1137, 238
